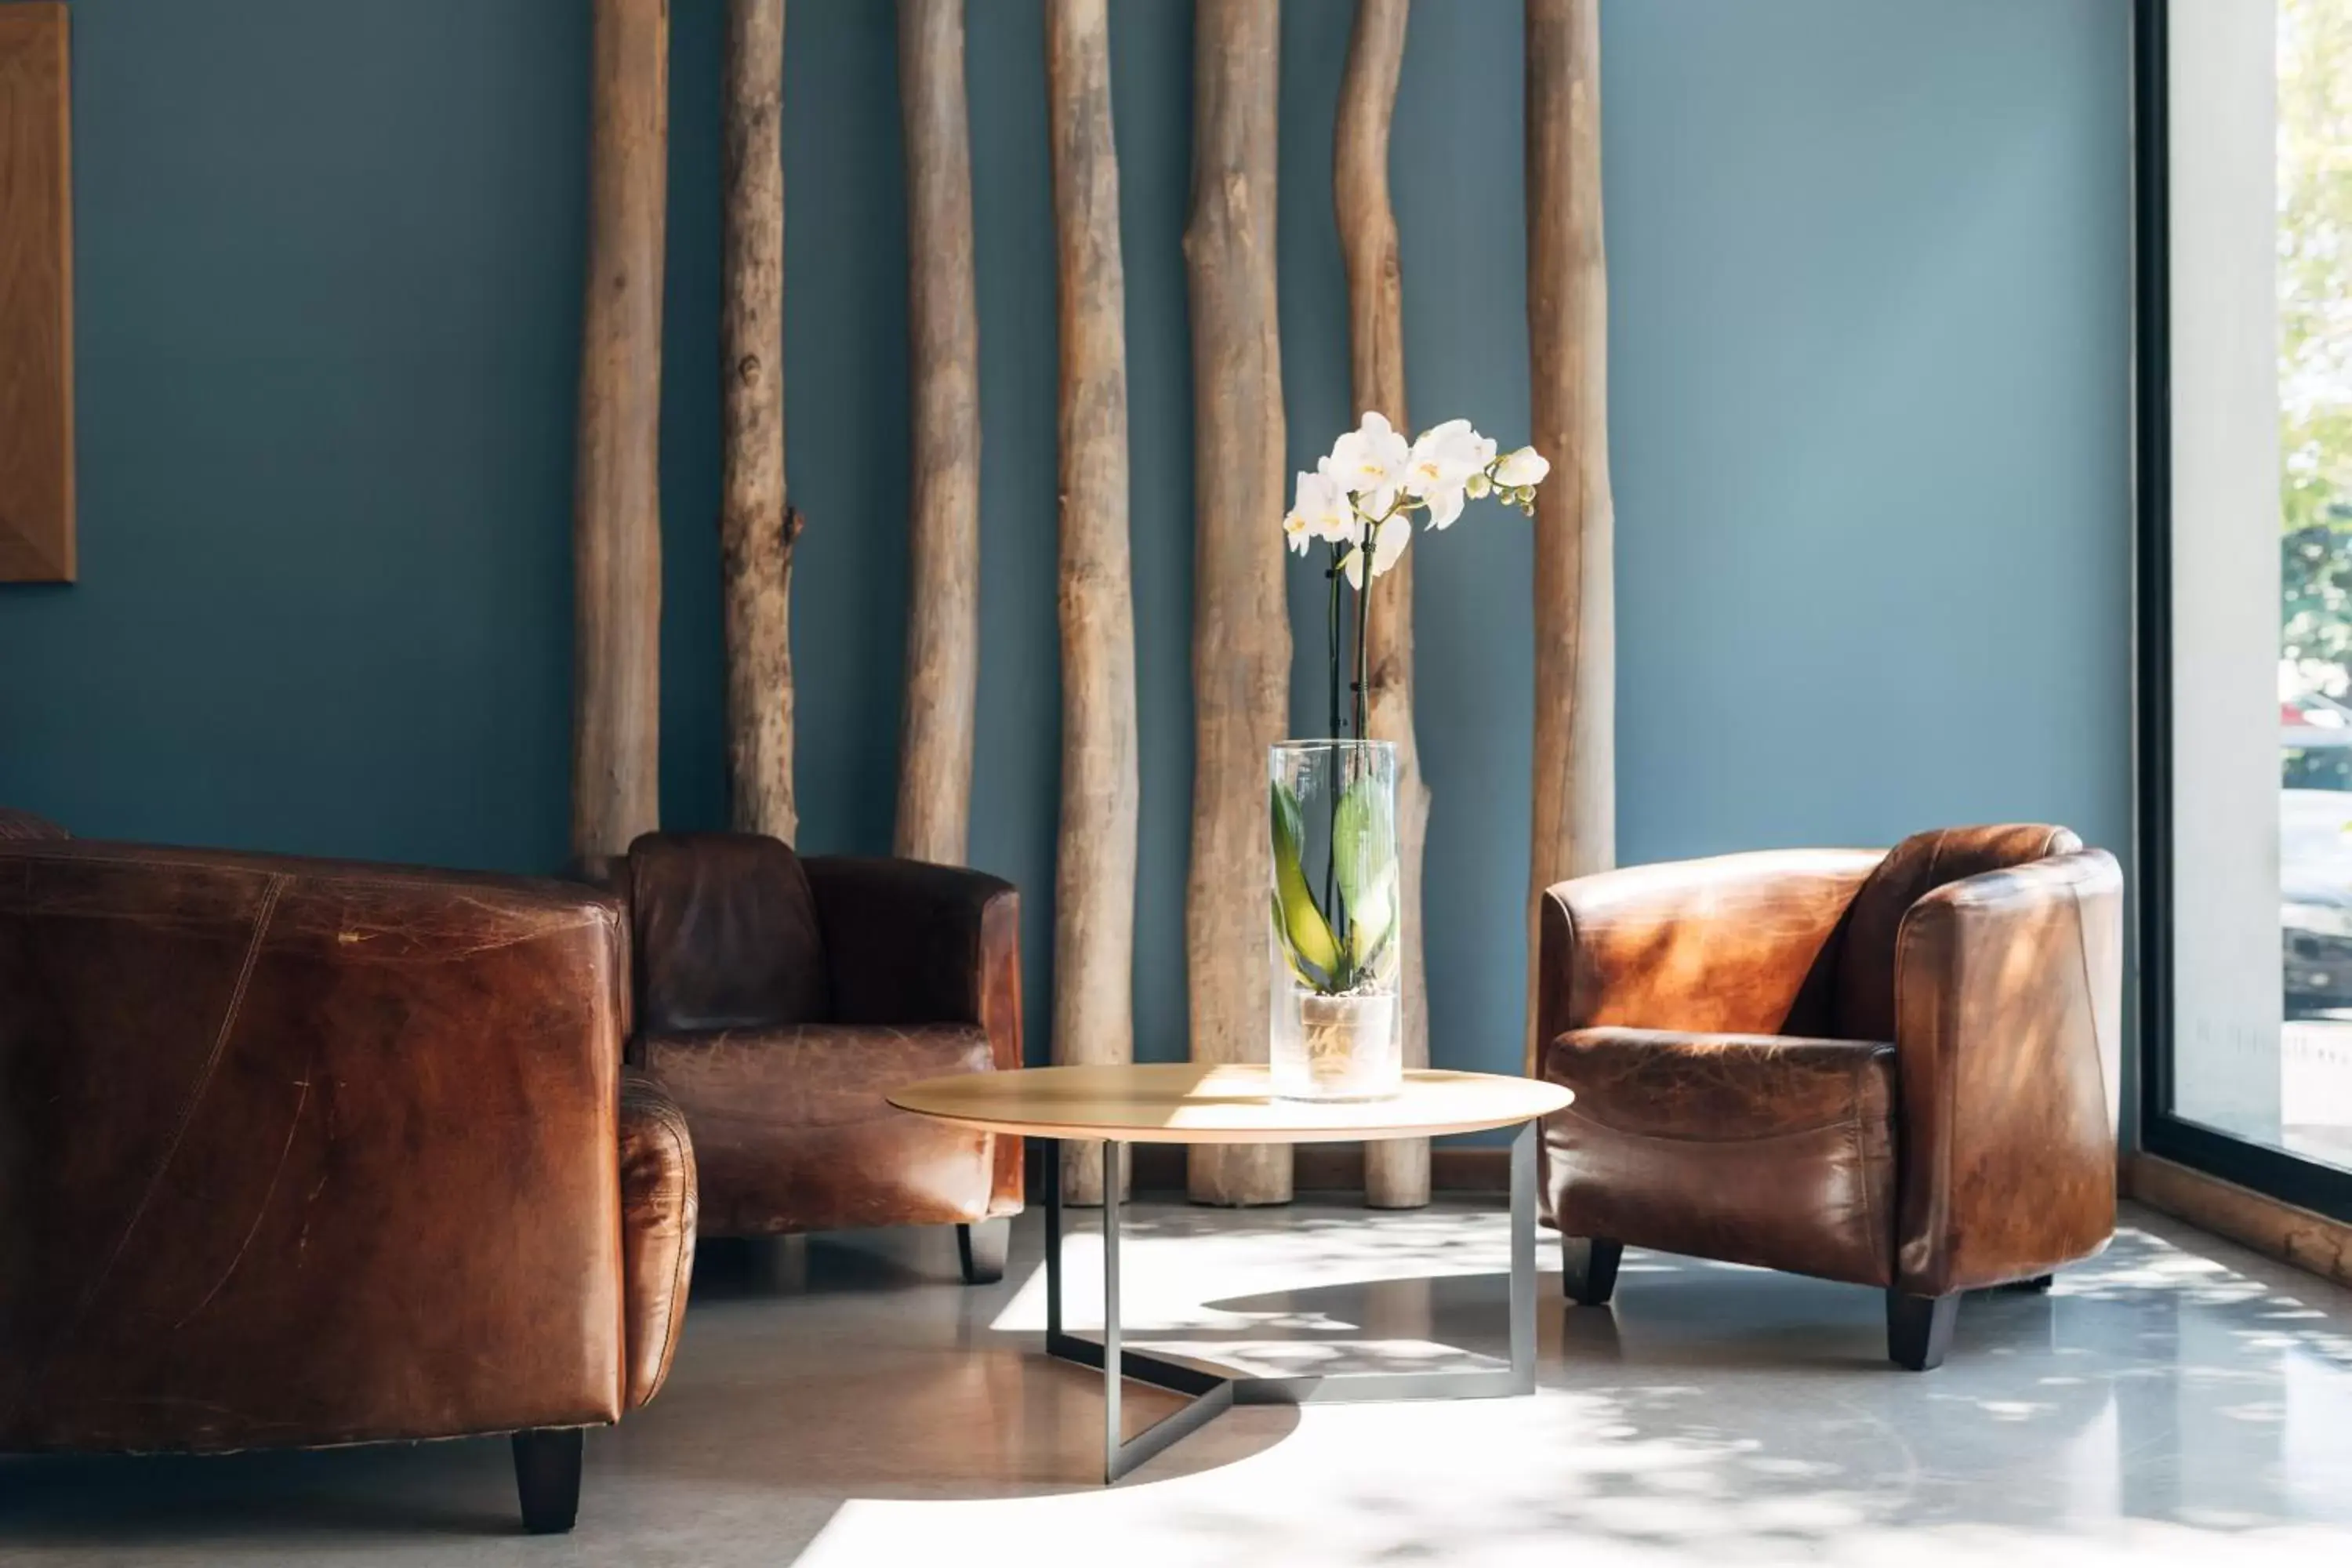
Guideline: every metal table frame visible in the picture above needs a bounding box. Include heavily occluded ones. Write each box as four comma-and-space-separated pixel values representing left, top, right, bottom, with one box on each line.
1040, 1121, 1538, 1483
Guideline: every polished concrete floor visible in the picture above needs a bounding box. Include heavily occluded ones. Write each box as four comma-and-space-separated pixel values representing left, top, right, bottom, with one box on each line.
5, 1200, 2352, 1564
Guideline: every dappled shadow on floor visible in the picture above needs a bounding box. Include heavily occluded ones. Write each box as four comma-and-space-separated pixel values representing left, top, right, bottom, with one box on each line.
8, 1204, 2352, 1565
793, 1203, 2352, 1566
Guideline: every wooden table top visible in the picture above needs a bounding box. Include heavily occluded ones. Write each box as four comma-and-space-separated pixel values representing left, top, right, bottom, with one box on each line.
886, 1062, 1572, 1145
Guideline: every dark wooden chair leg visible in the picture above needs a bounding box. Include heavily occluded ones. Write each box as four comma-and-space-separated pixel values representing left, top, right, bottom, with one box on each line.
511, 1428, 583, 1535
1886, 1291, 1959, 1371
1561, 1236, 1623, 1307
957, 1218, 1009, 1285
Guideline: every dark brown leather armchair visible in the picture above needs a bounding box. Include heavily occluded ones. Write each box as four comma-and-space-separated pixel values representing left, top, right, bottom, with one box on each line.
620, 833, 1023, 1279
0, 833, 696, 1533
1535, 825, 2122, 1370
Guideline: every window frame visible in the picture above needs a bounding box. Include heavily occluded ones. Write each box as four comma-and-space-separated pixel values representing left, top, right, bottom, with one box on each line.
2136, 0, 2352, 1219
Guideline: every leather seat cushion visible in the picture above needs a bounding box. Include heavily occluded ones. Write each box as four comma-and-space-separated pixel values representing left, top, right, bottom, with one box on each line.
644, 1024, 995, 1236
1541, 1027, 1899, 1287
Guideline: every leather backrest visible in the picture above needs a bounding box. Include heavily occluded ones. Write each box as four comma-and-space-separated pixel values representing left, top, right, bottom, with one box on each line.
1833, 824, 2082, 1042
627, 832, 830, 1033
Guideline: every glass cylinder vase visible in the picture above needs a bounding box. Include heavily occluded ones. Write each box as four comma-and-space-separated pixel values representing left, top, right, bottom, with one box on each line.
1268, 739, 1403, 1102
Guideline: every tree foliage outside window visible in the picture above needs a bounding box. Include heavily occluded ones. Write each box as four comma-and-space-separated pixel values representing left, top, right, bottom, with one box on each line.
2280, 0, 2352, 690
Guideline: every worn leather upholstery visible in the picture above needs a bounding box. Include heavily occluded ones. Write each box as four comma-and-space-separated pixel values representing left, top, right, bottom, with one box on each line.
618, 1070, 697, 1410
0, 836, 695, 1456
646, 1024, 996, 1234
622, 834, 1024, 1239
1537, 826, 2122, 1298
1544, 1029, 1897, 1286
0, 808, 65, 841
1890, 846, 2122, 1295
1534, 848, 1884, 1050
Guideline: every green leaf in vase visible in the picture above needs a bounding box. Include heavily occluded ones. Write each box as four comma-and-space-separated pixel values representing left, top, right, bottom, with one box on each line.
1271, 892, 1335, 992
1269, 779, 1343, 982
1332, 772, 1396, 980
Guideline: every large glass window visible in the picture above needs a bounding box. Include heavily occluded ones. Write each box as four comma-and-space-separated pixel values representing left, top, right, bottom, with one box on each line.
2272, 0, 2352, 1169
2146, 0, 2352, 1210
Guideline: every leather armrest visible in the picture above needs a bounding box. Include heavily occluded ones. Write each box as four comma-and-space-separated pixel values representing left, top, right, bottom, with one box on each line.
1535, 849, 1885, 1068
800, 856, 1025, 1218
617, 1070, 697, 1410
1891, 848, 2123, 1295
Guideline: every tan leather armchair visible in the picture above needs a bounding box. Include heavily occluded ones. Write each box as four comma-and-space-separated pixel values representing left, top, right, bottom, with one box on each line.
619, 833, 1023, 1279
0, 831, 695, 1532
1534, 825, 2122, 1370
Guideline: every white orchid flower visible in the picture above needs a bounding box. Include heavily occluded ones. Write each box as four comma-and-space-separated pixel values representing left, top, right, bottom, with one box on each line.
1494, 445, 1551, 488
1283, 463, 1354, 554
1327, 411, 1410, 497
1422, 484, 1466, 530
1343, 514, 1413, 588
1403, 419, 1490, 499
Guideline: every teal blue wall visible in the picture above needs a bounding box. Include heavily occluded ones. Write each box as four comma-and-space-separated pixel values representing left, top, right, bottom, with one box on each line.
0, 1, 2132, 1080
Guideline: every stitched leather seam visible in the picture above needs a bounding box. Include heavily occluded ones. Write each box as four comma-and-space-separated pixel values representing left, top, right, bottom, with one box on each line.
1851, 1050, 1887, 1283
1553, 1102, 1881, 1145
1892, 893, 1951, 1294
648, 1106, 695, 1400
1556, 892, 1582, 1074
2064, 873, 2105, 1127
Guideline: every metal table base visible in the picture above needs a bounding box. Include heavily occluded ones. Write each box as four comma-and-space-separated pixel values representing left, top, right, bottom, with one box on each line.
1041, 1122, 1539, 1483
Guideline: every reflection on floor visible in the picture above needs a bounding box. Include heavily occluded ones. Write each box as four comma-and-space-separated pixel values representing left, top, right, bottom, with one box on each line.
5, 1201, 2352, 1564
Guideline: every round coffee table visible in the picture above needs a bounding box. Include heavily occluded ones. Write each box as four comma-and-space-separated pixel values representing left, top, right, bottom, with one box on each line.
888, 1062, 1571, 1483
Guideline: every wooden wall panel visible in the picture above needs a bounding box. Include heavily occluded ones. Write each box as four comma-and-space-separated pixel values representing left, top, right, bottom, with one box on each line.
1523, 0, 1614, 1067
1184, 0, 1292, 1207
572, 0, 670, 862
0, 2, 74, 584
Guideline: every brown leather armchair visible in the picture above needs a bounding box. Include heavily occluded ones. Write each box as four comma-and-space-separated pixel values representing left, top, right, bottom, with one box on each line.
0, 833, 696, 1533
1534, 825, 2122, 1370
619, 833, 1023, 1279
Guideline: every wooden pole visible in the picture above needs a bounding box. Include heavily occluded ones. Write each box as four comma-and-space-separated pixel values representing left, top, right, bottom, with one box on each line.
894, 0, 982, 866
1185, 0, 1292, 1207
1524, 0, 1614, 1072
1045, 0, 1138, 1208
720, 0, 799, 843
572, 0, 670, 864
1335, 0, 1430, 1210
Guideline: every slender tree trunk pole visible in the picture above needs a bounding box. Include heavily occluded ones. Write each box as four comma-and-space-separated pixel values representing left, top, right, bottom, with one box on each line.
1338, 0, 1429, 1210
895, 0, 982, 866
720, 0, 798, 842
1523, 0, 1615, 1073
1045, 0, 1138, 1208
572, 0, 670, 863
1185, 0, 1292, 1208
